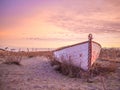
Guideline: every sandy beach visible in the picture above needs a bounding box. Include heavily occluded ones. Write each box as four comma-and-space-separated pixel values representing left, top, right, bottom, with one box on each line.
0, 56, 120, 90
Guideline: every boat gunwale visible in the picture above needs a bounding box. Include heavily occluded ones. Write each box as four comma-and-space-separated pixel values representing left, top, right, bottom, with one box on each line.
53, 41, 101, 52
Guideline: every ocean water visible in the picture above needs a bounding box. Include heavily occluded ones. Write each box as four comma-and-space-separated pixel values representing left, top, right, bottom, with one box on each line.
0, 46, 55, 52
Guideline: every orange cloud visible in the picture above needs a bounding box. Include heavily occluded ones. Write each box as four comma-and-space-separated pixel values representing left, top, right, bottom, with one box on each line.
0, 0, 120, 48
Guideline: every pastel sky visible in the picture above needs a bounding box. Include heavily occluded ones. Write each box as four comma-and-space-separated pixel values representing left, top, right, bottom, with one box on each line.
0, 0, 120, 50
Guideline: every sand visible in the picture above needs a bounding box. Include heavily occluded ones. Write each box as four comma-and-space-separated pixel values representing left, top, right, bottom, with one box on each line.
0, 56, 120, 90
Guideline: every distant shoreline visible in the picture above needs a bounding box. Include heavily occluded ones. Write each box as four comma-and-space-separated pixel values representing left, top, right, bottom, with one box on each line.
0, 47, 55, 52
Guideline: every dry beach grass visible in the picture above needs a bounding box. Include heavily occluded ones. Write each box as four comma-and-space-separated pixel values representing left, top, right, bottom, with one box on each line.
0, 48, 120, 90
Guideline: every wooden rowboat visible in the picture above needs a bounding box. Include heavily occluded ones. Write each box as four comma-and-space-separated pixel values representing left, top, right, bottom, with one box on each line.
53, 34, 101, 71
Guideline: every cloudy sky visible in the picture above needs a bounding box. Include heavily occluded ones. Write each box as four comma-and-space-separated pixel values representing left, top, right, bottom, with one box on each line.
0, 0, 120, 49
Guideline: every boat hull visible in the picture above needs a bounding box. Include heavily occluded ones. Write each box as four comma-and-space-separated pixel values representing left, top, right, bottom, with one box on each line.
53, 41, 101, 71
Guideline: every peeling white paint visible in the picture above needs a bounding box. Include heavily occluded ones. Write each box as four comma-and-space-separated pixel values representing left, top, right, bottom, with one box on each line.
54, 41, 101, 71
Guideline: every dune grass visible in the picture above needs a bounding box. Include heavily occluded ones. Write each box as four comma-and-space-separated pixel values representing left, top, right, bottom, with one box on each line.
99, 48, 120, 61
3, 51, 22, 65
51, 58, 117, 78
0, 48, 53, 65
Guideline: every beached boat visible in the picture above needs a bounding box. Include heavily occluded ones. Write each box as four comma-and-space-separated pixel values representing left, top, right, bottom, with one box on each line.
53, 34, 101, 71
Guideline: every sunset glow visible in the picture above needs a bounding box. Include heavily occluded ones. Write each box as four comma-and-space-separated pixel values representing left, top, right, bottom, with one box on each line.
0, 0, 120, 50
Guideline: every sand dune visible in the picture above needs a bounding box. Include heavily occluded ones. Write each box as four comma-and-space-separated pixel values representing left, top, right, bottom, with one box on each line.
0, 56, 120, 90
